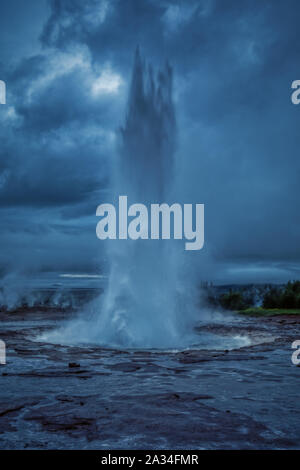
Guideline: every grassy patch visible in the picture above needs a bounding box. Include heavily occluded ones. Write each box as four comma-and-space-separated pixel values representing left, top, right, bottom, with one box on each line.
237, 307, 300, 316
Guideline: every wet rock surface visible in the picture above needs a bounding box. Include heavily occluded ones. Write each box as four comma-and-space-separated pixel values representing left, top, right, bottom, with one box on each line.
0, 309, 299, 449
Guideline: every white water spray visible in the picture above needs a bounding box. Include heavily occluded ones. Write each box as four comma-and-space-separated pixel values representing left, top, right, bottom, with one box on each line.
91, 48, 197, 348
42, 49, 201, 349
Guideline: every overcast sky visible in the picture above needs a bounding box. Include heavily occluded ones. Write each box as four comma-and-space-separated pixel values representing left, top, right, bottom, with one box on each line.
0, 0, 299, 283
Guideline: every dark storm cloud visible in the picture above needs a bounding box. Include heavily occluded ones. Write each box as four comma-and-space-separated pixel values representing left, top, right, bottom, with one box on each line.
0, 43, 115, 209
12, 58, 120, 132
41, 0, 166, 63
0, 0, 299, 281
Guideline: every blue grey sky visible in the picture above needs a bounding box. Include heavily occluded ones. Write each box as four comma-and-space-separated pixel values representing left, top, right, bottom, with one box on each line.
0, 0, 299, 283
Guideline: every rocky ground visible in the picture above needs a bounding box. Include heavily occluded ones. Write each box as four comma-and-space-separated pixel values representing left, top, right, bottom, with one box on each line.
0, 308, 300, 449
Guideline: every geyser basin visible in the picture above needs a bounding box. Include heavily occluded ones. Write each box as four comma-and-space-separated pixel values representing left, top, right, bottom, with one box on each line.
38, 311, 275, 352
1, 305, 298, 450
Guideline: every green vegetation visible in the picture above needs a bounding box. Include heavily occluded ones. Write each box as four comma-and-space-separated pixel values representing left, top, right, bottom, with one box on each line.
217, 281, 300, 315
237, 307, 300, 316
262, 281, 300, 309
219, 291, 251, 311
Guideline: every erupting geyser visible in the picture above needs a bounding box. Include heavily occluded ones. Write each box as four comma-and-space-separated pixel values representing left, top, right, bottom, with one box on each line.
43, 49, 199, 349
94, 48, 195, 348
